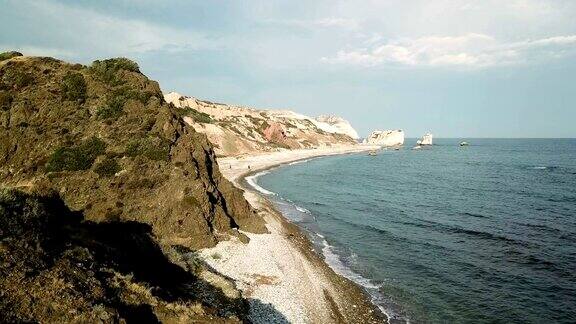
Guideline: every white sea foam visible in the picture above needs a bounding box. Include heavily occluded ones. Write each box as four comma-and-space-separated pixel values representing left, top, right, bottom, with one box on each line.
295, 206, 311, 214
320, 238, 391, 320
320, 239, 380, 290
288, 158, 312, 166
532, 166, 547, 170
243, 154, 392, 322
246, 171, 276, 195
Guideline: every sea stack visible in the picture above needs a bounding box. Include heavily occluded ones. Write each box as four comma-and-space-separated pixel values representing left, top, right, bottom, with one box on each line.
364, 130, 405, 146
417, 133, 433, 145
315, 115, 359, 139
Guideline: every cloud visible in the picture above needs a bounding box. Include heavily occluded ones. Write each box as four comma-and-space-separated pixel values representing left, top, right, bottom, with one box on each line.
322, 33, 576, 68
1, 0, 215, 59
261, 17, 359, 31
0, 44, 77, 59
314, 17, 359, 30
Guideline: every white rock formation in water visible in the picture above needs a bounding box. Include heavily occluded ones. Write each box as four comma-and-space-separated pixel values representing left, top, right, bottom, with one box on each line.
417, 133, 433, 145
314, 115, 359, 139
363, 130, 405, 146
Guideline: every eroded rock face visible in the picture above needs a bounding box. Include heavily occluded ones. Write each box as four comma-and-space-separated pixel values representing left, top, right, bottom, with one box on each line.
0, 56, 266, 250
315, 115, 359, 139
263, 122, 287, 143
364, 129, 405, 146
164, 91, 359, 156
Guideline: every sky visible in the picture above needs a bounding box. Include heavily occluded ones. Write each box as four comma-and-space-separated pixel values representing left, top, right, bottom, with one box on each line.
1, 0, 576, 138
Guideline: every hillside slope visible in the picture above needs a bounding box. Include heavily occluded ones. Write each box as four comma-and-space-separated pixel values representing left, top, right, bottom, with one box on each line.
165, 92, 358, 157
0, 55, 266, 248
0, 53, 268, 321
0, 188, 250, 322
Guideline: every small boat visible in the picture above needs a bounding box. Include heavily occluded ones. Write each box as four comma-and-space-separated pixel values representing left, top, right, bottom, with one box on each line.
368, 150, 377, 156
412, 145, 422, 150
459, 141, 469, 146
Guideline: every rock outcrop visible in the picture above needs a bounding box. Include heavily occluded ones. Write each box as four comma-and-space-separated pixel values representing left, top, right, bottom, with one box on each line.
0, 54, 269, 322
0, 56, 266, 248
0, 189, 248, 322
164, 92, 358, 156
417, 133, 433, 145
314, 115, 359, 139
364, 130, 405, 146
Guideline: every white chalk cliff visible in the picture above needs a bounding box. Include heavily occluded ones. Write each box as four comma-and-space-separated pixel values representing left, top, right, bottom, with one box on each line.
164, 92, 359, 156
364, 130, 405, 146
417, 133, 433, 145
314, 115, 359, 139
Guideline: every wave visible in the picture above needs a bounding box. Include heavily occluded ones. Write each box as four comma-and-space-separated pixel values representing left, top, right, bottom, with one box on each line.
446, 227, 519, 244
287, 157, 320, 166
323, 212, 527, 249
528, 165, 568, 172
245, 171, 276, 195
247, 167, 393, 321
462, 212, 490, 219
320, 239, 380, 289
319, 237, 391, 321
519, 222, 561, 233
288, 160, 306, 166
295, 206, 311, 214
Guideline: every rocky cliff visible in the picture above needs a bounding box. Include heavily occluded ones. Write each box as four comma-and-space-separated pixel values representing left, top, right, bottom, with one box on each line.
0, 189, 249, 322
315, 115, 359, 139
0, 53, 267, 321
364, 129, 405, 146
165, 92, 358, 156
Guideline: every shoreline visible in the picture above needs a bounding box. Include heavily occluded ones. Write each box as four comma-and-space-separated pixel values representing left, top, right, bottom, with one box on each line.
200, 145, 387, 323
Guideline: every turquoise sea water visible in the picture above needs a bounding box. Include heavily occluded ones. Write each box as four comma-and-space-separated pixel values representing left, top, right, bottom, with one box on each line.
253, 139, 576, 323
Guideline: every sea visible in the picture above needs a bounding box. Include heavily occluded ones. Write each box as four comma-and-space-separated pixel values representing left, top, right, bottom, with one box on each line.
248, 139, 576, 323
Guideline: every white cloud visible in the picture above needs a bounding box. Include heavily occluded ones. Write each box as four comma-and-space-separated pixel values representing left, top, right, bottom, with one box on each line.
6, 0, 215, 58
262, 17, 359, 31
315, 17, 359, 30
322, 33, 576, 68
0, 45, 76, 59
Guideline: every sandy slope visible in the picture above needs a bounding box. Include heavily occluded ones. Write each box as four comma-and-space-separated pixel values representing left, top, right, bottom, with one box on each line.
200, 145, 386, 323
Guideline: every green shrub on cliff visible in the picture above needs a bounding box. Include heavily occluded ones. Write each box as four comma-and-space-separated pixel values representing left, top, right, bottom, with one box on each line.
96, 86, 154, 119
96, 96, 125, 119
46, 137, 106, 172
61, 72, 87, 103
2, 69, 33, 89
125, 136, 171, 161
112, 86, 154, 104
0, 51, 22, 62
0, 91, 12, 110
175, 106, 213, 124
255, 120, 270, 136
89, 58, 140, 85
94, 156, 121, 177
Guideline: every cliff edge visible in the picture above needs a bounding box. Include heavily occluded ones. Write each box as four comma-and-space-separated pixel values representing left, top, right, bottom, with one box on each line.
0, 53, 272, 321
